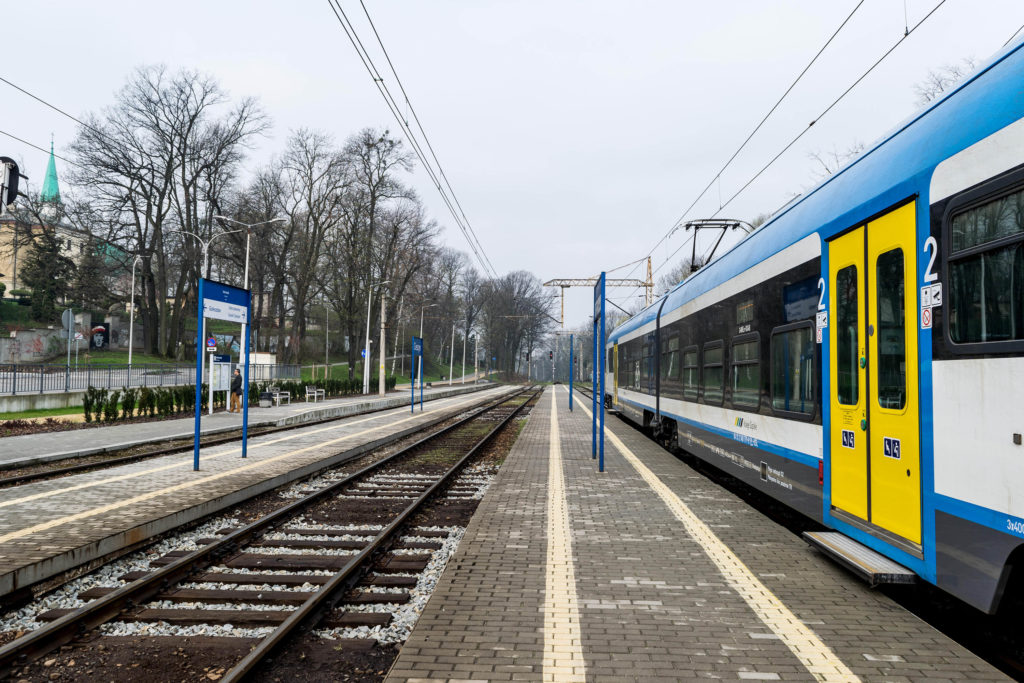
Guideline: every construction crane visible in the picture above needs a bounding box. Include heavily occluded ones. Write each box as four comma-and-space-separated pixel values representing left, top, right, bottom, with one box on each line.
543, 257, 654, 327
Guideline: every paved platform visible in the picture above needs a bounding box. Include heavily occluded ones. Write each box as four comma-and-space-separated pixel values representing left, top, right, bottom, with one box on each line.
0, 384, 516, 599
0, 382, 493, 470
387, 387, 1007, 682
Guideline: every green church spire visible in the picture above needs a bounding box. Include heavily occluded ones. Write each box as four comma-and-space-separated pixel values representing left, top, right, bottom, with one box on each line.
40, 138, 61, 204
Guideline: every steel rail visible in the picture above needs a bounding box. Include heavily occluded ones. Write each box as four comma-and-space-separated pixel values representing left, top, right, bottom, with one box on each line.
223, 386, 540, 681
0, 386, 493, 488
0, 386, 528, 674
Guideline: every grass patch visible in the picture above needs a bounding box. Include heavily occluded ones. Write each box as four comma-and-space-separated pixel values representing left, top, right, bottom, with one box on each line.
74, 350, 181, 366
0, 405, 82, 420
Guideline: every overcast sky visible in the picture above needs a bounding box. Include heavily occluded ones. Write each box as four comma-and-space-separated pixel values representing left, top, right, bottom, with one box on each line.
4, 1, 1022, 326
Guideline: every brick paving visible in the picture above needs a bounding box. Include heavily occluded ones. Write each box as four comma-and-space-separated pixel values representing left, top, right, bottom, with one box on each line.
387, 387, 1007, 682
0, 385, 514, 598
0, 383, 491, 469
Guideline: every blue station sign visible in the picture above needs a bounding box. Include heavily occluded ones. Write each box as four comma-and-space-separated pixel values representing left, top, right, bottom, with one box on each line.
203, 279, 250, 324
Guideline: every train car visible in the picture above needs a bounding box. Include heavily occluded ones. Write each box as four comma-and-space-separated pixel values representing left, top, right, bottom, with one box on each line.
605, 37, 1024, 614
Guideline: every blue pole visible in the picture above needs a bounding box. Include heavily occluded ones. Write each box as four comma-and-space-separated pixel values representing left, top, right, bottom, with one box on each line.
569, 333, 573, 411
599, 277, 606, 472
242, 291, 250, 459
592, 319, 597, 459
419, 352, 424, 411
194, 278, 204, 471
410, 338, 415, 414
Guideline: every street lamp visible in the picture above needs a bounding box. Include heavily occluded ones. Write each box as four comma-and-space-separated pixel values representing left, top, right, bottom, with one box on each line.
213, 215, 287, 374
127, 254, 143, 377
363, 280, 391, 394
166, 227, 242, 415
418, 303, 438, 392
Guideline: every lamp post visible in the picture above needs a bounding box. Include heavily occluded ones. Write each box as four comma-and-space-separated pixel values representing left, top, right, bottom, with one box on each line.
213, 215, 287, 374
166, 227, 242, 415
127, 254, 143, 381
461, 323, 467, 384
418, 303, 438, 392
363, 280, 391, 394
448, 322, 455, 386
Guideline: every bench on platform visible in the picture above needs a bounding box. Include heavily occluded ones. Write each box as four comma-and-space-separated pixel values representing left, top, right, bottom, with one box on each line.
305, 386, 326, 402
268, 386, 291, 406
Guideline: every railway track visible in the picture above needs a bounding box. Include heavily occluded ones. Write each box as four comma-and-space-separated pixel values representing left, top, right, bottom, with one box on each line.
0, 386, 539, 682
0, 386, 492, 489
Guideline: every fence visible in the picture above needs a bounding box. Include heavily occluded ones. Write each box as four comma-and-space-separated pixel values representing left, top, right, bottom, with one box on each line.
0, 363, 301, 395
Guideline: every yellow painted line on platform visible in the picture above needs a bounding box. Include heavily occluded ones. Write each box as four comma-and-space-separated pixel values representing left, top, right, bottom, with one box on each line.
0, 391, 494, 512
542, 389, 586, 682
571, 389, 859, 683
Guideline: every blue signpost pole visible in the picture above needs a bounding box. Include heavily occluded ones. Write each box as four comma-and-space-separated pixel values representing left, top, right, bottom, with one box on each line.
569, 333, 574, 411
592, 293, 598, 460
241, 292, 251, 459
599, 275, 606, 472
411, 338, 415, 414
193, 278, 205, 471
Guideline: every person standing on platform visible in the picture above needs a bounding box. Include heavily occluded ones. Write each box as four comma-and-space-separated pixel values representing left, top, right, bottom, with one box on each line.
230, 368, 243, 413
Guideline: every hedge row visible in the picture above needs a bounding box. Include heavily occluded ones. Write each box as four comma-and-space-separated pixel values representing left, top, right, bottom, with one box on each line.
83, 375, 398, 423
82, 384, 228, 422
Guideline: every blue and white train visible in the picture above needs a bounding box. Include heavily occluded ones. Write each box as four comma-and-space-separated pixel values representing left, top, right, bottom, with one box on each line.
605, 37, 1024, 613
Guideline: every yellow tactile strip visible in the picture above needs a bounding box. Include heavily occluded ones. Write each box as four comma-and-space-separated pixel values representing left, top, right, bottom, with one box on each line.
542, 390, 587, 682
573, 389, 860, 683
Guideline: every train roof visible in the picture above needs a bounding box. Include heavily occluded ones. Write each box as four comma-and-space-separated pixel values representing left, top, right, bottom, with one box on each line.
609, 36, 1024, 344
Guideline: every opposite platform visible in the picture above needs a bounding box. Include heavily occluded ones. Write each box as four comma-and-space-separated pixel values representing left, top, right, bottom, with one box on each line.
0, 382, 492, 470
0, 384, 515, 599
387, 386, 1006, 682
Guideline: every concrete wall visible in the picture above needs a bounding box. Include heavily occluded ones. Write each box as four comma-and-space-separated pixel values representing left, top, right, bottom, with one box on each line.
0, 328, 67, 364
0, 389, 86, 413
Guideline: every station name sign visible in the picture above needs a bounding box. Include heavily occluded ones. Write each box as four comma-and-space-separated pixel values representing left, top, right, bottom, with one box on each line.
203, 280, 249, 324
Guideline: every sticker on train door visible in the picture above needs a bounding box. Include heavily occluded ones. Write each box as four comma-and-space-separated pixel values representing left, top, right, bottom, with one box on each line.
841, 430, 855, 449
883, 437, 901, 460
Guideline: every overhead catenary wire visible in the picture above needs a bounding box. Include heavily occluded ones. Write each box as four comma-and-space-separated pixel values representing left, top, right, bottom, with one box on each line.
704, 0, 947, 225
631, 0, 948, 303
325, 0, 499, 280
356, 0, 496, 279
622, 0, 866, 285
1004, 21, 1024, 47
0, 128, 85, 171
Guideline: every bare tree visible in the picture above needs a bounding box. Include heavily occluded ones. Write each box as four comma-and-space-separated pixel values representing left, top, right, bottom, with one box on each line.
70, 66, 266, 356
807, 141, 865, 180
914, 57, 978, 106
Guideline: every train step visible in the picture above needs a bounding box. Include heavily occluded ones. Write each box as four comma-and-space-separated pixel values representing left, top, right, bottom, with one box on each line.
803, 531, 916, 587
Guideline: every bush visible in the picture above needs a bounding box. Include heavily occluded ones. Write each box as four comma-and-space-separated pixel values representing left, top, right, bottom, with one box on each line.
138, 387, 154, 417
104, 390, 120, 422
121, 387, 137, 419
82, 386, 107, 423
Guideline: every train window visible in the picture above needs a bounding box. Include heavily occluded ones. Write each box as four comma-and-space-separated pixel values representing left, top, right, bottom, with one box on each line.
731, 335, 759, 409
948, 186, 1024, 345
736, 299, 754, 325
702, 341, 724, 405
682, 346, 698, 401
771, 324, 814, 415
876, 249, 906, 410
661, 335, 680, 382
836, 265, 858, 405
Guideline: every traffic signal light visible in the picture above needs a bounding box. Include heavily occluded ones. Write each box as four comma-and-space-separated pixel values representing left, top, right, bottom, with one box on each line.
0, 157, 24, 208
548, 351, 553, 360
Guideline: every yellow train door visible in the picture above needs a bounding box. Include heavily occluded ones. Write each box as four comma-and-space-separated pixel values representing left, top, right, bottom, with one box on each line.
828, 201, 921, 546
829, 227, 868, 520
613, 342, 619, 405
866, 202, 920, 544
